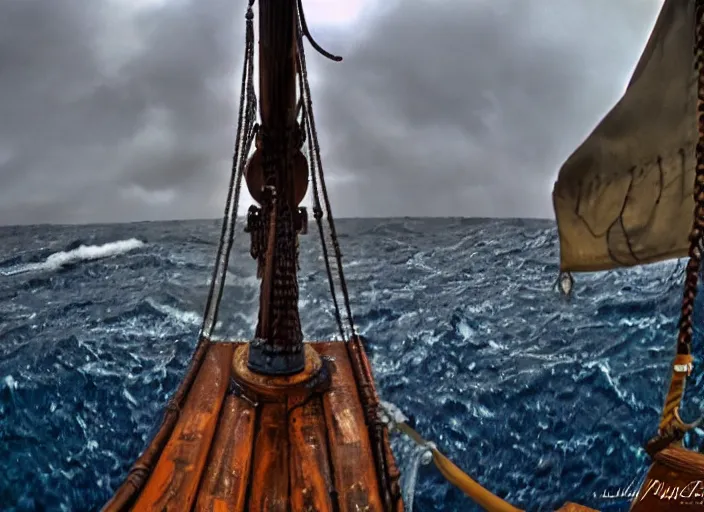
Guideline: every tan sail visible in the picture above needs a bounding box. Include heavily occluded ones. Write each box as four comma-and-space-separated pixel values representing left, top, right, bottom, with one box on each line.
552, 0, 697, 272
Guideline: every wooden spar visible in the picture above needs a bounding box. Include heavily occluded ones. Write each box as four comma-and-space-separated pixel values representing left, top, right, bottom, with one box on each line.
248, 0, 308, 212
251, 0, 297, 345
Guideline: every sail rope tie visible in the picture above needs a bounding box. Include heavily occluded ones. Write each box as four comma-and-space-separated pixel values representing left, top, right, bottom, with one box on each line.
650, 0, 704, 453
378, 402, 524, 512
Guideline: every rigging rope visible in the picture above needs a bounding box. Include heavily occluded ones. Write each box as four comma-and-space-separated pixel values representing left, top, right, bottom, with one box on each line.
296, 0, 343, 62
379, 402, 524, 512
299, 87, 346, 341
654, 0, 704, 449
296, 19, 357, 341
199, 1, 257, 340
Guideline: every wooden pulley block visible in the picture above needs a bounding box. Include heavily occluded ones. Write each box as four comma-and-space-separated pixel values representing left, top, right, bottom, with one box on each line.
244, 147, 309, 206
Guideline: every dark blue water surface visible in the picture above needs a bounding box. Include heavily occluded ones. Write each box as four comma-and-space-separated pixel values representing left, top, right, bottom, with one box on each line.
1, 217, 703, 511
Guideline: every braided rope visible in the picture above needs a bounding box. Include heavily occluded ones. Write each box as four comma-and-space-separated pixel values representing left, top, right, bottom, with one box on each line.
657, 0, 704, 437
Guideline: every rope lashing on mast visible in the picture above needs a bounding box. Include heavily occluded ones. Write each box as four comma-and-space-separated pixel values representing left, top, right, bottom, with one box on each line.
199, 0, 258, 340
378, 402, 524, 512
651, 0, 704, 453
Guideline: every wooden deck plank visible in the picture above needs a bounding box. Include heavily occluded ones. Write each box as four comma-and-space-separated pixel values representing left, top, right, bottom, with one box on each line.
194, 394, 257, 512
132, 343, 234, 511
316, 342, 384, 512
631, 446, 704, 511
248, 401, 289, 512
288, 394, 335, 512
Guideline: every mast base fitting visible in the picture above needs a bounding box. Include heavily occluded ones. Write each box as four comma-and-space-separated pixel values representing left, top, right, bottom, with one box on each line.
233, 342, 330, 400
247, 337, 305, 375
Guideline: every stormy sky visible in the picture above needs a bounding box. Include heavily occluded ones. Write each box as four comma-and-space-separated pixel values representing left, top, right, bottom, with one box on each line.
0, 0, 664, 225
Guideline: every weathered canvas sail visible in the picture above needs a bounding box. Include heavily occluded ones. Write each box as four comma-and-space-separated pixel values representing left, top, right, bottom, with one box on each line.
553, 0, 697, 272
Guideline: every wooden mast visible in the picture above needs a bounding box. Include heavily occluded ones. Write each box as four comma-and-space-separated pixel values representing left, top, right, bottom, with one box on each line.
100, 3, 408, 510
244, 0, 311, 376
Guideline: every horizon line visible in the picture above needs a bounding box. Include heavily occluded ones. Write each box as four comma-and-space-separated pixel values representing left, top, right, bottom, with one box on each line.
0, 214, 555, 229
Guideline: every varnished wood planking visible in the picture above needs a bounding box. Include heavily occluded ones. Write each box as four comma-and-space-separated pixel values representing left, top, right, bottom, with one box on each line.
654, 445, 704, 477
132, 343, 233, 511
119, 341, 400, 510
194, 394, 257, 512
102, 337, 213, 512
630, 446, 704, 511
317, 343, 384, 512
288, 394, 335, 512
248, 401, 289, 512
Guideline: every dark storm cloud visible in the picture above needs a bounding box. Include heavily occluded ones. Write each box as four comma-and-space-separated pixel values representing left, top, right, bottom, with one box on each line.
0, 0, 244, 225
315, 0, 665, 218
0, 0, 664, 224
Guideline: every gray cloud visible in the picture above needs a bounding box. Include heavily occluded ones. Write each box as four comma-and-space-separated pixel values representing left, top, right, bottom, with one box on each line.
0, 0, 243, 225
0, 0, 664, 224
315, 0, 666, 218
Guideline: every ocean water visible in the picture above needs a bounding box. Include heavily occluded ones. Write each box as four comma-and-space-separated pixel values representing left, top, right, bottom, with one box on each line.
0, 217, 702, 512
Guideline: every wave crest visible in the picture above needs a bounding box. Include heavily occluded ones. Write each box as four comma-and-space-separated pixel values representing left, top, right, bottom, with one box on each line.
1, 238, 146, 276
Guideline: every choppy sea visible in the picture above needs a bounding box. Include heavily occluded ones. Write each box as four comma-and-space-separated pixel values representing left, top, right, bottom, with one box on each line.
1, 217, 702, 511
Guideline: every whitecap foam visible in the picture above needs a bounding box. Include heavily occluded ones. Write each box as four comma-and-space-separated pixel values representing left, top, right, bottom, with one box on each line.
1, 238, 145, 276
146, 298, 202, 327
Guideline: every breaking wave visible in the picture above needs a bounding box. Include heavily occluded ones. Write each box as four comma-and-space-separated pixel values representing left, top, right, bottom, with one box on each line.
0, 238, 145, 276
